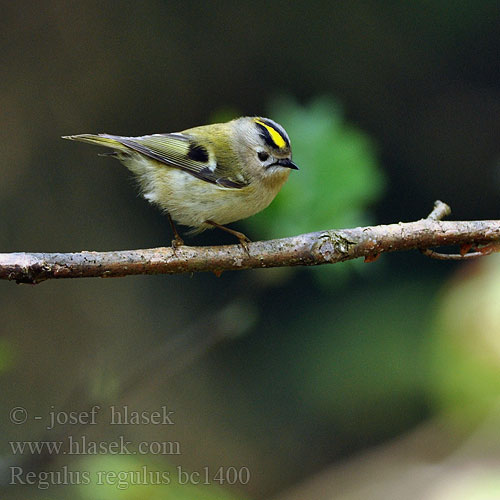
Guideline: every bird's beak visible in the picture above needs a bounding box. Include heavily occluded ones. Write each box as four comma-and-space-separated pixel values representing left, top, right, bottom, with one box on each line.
276, 158, 299, 170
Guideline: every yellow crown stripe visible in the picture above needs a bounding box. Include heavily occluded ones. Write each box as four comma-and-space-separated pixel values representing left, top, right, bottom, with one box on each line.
254, 119, 287, 149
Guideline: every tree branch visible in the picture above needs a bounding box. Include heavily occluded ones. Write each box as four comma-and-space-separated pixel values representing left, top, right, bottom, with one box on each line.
1, 201, 499, 284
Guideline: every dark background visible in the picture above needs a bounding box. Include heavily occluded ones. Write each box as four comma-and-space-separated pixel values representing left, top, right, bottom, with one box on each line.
2, 1, 500, 499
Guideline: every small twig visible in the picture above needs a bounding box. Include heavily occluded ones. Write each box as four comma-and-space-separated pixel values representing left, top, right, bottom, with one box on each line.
1, 201, 499, 284
420, 200, 496, 260
420, 248, 490, 260
426, 200, 452, 221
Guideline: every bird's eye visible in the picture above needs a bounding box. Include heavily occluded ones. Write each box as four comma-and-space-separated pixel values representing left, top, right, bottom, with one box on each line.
258, 151, 269, 162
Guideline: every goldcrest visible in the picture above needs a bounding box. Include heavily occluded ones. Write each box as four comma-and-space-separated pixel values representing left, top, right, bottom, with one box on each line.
63, 117, 298, 247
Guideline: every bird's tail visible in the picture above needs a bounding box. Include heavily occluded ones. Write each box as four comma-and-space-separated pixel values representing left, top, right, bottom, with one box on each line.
62, 134, 129, 152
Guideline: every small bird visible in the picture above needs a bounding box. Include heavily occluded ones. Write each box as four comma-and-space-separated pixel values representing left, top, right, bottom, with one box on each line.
63, 117, 298, 249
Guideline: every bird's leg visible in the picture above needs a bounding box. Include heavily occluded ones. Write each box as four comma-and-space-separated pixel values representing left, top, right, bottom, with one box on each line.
205, 220, 251, 254
167, 213, 184, 248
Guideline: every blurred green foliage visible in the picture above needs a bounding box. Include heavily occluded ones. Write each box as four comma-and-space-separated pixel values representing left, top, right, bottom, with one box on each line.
289, 283, 432, 439
429, 255, 500, 426
283, 281, 434, 441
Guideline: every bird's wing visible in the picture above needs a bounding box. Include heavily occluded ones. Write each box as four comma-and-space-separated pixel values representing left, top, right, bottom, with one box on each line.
103, 133, 248, 189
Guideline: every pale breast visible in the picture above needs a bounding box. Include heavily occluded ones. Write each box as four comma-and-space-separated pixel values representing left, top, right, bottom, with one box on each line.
121, 153, 290, 230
